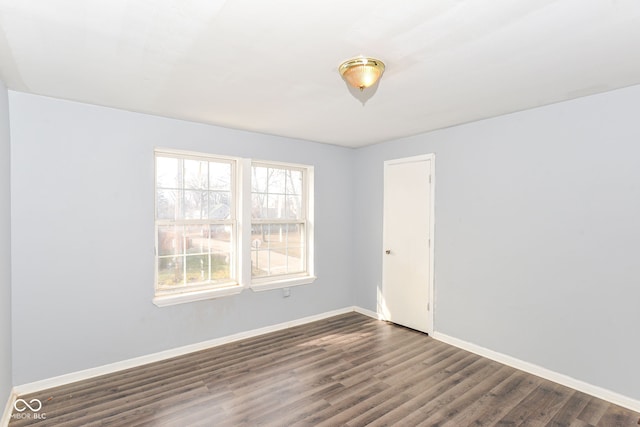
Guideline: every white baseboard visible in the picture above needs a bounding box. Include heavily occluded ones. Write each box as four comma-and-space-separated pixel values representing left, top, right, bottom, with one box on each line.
16, 307, 636, 416
14, 306, 358, 396
353, 306, 380, 320
431, 331, 640, 413
1, 389, 17, 427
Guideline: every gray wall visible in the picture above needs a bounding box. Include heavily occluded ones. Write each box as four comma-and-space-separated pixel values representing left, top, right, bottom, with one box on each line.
0, 81, 12, 405
8, 84, 640, 403
9, 92, 355, 384
354, 84, 640, 400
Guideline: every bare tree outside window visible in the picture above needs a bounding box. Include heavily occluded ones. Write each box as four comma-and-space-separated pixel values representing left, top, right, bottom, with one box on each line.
251, 164, 306, 279
155, 153, 236, 294
154, 150, 314, 304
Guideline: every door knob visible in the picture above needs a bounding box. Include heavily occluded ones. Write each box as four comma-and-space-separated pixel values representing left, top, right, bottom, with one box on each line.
385, 249, 391, 254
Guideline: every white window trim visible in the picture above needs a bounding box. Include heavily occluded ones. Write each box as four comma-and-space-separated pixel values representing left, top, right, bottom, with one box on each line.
248, 160, 315, 290
153, 148, 244, 307
153, 151, 315, 306
153, 284, 243, 307
251, 274, 317, 292
238, 159, 253, 287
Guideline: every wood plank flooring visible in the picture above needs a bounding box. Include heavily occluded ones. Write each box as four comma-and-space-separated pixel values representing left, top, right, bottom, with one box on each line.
8, 312, 640, 426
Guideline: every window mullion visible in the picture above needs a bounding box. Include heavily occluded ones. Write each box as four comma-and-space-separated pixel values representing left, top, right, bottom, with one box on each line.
155, 150, 314, 304
238, 158, 252, 287
251, 219, 305, 225
182, 225, 187, 286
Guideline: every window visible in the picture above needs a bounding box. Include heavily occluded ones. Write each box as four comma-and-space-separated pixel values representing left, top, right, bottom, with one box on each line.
154, 150, 239, 305
154, 150, 315, 306
251, 163, 309, 282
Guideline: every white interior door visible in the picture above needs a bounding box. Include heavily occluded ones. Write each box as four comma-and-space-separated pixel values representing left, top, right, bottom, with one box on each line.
382, 155, 434, 333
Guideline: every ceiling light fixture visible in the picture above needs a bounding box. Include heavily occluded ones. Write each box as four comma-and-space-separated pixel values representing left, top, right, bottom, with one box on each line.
339, 57, 385, 91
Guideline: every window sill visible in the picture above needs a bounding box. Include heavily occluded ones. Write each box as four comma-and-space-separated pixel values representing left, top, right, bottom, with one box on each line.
153, 284, 244, 307
250, 275, 317, 292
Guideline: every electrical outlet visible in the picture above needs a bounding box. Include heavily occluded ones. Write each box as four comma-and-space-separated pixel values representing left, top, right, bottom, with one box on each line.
283, 287, 291, 298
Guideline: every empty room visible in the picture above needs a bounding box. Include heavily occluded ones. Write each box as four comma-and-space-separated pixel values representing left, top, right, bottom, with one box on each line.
1, 1, 640, 426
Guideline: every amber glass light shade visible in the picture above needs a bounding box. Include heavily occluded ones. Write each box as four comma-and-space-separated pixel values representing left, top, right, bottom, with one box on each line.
339, 57, 385, 91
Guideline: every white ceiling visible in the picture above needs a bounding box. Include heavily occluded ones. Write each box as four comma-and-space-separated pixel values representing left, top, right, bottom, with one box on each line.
0, 1, 639, 148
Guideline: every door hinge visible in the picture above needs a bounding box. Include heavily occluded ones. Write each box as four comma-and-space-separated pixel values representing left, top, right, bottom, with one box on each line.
427, 302, 430, 311
429, 175, 432, 184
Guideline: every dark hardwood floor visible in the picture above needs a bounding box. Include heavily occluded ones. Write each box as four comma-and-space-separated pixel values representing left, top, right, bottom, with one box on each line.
8, 312, 640, 426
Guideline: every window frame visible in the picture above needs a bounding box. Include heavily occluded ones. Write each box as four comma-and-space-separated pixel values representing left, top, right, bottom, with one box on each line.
153, 150, 315, 307
153, 149, 242, 307
248, 160, 316, 292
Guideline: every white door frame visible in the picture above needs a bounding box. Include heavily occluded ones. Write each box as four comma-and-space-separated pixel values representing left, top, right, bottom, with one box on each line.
381, 153, 435, 334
